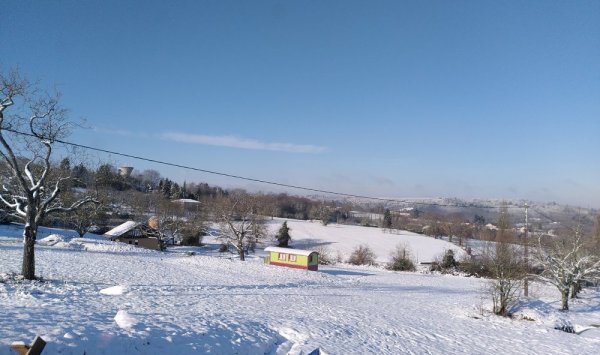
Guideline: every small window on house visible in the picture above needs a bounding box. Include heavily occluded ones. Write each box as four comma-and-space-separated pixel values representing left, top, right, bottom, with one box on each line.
135, 240, 139, 245
289, 254, 297, 262
128, 241, 132, 244
278, 253, 287, 261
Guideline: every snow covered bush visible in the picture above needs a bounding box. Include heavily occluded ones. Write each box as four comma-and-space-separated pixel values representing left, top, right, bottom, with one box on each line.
386, 244, 416, 271
348, 245, 377, 266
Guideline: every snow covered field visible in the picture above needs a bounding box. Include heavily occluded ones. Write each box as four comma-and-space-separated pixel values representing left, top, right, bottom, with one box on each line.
1, 221, 599, 354
263, 218, 466, 263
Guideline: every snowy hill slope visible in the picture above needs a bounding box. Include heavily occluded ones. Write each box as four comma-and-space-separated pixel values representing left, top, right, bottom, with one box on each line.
264, 218, 465, 263
1, 225, 600, 354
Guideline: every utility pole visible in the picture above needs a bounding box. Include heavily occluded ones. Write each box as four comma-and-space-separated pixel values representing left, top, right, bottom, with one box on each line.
524, 203, 529, 297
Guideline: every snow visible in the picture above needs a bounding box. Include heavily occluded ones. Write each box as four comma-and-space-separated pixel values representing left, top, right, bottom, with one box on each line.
172, 199, 200, 204
114, 310, 137, 329
264, 246, 315, 256
104, 221, 139, 238
37, 234, 68, 247
100, 285, 128, 296
1, 221, 599, 354
264, 218, 466, 263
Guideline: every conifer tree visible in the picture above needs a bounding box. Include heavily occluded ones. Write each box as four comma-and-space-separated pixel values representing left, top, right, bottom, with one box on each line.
277, 221, 292, 247
383, 209, 393, 228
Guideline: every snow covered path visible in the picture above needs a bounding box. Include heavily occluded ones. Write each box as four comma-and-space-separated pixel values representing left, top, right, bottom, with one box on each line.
1, 235, 599, 354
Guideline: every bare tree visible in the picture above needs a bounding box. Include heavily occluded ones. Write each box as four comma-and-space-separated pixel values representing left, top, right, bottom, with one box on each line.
137, 169, 161, 191
61, 189, 109, 237
484, 242, 524, 316
0, 70, 97, 279
151, 197, 205, 246
216, 192, 266, 261
533, 232, 600, 311
496, 203, 514, 243
441, 213, 471, 246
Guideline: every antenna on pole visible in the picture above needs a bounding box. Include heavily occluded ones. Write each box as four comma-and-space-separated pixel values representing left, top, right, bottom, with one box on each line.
524, 203, 529, 297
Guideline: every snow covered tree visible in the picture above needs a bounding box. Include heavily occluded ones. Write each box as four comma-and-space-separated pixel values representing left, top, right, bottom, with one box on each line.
533, 232, 600, 311
216, 191, 266, 261
0, 69, 97, 279
276, 221, 291, 247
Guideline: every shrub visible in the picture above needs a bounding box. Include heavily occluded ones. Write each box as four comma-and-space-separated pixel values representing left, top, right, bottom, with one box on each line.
387, 244, 416, 271
430, 249, 459, 273
181, 234, 202, 246
457, 257, 492, 278
441, 249, 458, 269
312, 246, 335, 265
180, 228, 204, 246
348, 244, 376, 266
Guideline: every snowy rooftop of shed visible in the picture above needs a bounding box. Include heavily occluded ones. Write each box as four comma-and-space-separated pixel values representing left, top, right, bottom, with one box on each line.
173, 199, 200, 204
104, 221, 140, 238
264, 246, 316, 256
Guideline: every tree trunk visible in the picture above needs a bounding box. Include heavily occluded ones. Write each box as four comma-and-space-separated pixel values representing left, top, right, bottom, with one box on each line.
571, 282, 581, 299
560, 289, 570, 311
22, 224, 37, 280
239, 248, 245, 261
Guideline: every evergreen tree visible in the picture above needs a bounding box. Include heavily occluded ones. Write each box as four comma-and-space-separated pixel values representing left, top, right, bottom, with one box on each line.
161, 178, 172, 198
59, 158, 71, 172
170, 182, 182, 199
277, 221, 292, 247
383, 209, 392, 228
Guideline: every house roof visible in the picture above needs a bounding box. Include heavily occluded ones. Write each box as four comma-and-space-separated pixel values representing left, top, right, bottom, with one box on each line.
264, 246, 317, 256
104, 221, 140, 238
173, 199, 200, 204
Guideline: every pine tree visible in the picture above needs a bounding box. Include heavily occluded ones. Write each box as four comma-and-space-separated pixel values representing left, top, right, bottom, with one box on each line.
277, 221, 292, 247
383, 209, 392, 228
161, 179, 172, 198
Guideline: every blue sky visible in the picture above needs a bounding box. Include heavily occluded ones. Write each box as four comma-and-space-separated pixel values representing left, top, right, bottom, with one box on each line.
2, 0, 599, 206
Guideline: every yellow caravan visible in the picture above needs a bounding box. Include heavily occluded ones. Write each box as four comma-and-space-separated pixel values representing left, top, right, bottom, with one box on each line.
264, 247, 319, 271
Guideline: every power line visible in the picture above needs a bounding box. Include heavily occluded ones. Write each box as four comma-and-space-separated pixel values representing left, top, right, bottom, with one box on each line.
2, 127, 524, 209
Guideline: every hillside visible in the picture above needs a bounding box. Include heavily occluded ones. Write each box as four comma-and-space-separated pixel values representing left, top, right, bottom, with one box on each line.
263, 218, 465, 263
1, 224, 599, 354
